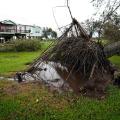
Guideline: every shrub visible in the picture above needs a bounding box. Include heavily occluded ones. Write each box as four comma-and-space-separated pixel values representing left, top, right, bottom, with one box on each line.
0, 44, 16, 52
0, 39, 41, 52
14, 40, 41, 52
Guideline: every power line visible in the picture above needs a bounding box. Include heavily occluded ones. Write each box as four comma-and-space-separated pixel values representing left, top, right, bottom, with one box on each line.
52, 0, 73, 33
52, 7, 63, 33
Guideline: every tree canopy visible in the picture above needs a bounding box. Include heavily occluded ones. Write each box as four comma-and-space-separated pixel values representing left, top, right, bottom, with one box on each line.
92, 0, 120, 18
42, 27, 57, 39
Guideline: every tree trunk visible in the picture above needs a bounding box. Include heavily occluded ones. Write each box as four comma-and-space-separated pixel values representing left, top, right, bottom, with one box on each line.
104, 41, 120, 58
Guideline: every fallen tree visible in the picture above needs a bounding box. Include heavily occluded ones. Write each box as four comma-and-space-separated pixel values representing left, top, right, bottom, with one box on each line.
16, 19, 118, 98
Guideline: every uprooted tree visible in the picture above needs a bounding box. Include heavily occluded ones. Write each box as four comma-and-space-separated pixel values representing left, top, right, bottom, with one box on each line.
16, 18, 120, 98
16, 0, 120, 98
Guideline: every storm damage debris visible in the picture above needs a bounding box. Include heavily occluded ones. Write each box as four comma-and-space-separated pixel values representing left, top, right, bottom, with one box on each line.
16, 19, 115, 98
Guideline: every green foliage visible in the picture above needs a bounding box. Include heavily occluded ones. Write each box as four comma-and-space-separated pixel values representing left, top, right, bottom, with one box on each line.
84, 19, 102, 38
104, 22, 120, 42
109, 55, 120, 67
0, 44, 15, 52
42, 27, 57, 39
16, 40, 39, 51
0, 39, 42, 52
103, 13, 120, 42
12, 39, 42, 52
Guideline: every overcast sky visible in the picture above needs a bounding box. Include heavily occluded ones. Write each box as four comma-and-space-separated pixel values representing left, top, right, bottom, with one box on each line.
0, 0, 95, 31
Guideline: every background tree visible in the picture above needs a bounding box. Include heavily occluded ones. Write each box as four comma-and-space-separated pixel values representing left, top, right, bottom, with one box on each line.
83, 13, 120, 43
42, 27, 48, 39
103, 13, 120, 42
51, 31, 57, 38
92, 0, 120, 16
83, 19, 102, 38
42, 27, 57, 39
91, 0, 120, 40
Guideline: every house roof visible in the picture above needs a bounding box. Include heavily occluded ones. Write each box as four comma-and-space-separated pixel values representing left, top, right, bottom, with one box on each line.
0, 20, 16, 25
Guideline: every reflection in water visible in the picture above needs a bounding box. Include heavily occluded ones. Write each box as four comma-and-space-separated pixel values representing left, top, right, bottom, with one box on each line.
22, 62, 87, 93
0, 77, 14, 81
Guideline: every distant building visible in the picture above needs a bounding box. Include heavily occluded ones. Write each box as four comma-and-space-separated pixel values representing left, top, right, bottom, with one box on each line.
0, 20, 43, 42
0, 20, 16, 42
16, 24, 42, 39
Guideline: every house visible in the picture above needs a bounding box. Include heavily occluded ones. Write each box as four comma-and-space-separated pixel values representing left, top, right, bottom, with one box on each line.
15, 24, 30, 39
0, 20, 16, 42
28, 25, 42, 38
0, 20, 43, 42
16, 24, 42, 39
0, 20, 16, 33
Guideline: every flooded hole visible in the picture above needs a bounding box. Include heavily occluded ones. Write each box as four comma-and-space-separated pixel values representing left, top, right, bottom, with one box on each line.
21, 62, 89, 94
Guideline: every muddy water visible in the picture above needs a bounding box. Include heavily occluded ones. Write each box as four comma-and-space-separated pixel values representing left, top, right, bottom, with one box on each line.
0, 76, 14, 81
23, 62, 86, 93
1, 61, 112, 98
55, 67, 87, 93
0, 62, 88, 93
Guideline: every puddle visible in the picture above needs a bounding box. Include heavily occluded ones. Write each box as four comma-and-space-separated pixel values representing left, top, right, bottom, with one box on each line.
1, 61, 113, 97
23, 62, 67, 88
0, 77, 4, 80
21, 61, 87, 93
0, 61, 85, 93
0, 76, 14, 81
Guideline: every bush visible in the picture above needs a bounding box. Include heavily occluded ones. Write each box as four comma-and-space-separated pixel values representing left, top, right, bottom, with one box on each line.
14, 40, 41, 52
0, 39, 41, 52
0, 44, 16, 52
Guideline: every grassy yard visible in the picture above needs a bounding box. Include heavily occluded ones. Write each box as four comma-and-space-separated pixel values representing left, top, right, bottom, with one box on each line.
0, 41, 120, 120
0, 55, 120, 120
109, 56, 120, 67
0, 51, 41, 76
0, 80, 120, 120
0, 41, 53, 76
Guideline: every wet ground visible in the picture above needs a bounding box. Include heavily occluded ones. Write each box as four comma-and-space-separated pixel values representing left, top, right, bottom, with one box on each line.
1, 61, 114, 99
18, 62, 89, 94
0, 76, 14, 81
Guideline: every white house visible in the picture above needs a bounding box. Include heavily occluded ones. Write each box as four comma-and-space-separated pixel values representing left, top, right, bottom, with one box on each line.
17, 24, 43, 38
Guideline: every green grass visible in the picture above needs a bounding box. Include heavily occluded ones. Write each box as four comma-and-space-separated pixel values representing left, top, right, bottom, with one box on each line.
0, 51, 41, 76
109, 56, 120, 67
101, 39, 109, 45
0, 41, 53, 76
0, 80, 120, 120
